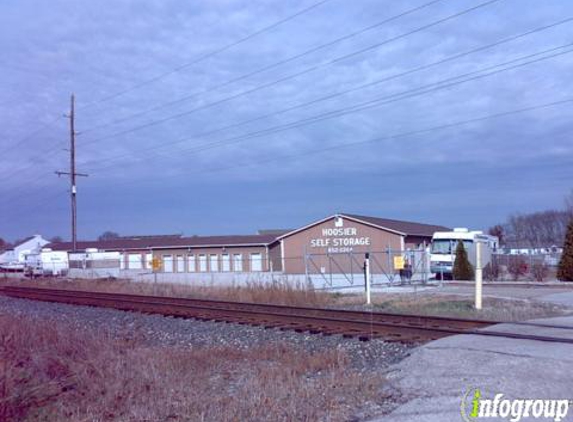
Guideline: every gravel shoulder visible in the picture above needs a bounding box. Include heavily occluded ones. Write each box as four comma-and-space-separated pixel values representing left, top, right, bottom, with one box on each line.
0, 295, 413, 377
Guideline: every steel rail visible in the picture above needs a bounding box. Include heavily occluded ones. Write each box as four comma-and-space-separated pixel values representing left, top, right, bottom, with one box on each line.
2, 286, 573, 344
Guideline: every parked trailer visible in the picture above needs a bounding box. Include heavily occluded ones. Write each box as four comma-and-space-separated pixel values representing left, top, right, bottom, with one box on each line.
69, 249, 121, 278
430, 228, 498, 279
24, 248, 69, 277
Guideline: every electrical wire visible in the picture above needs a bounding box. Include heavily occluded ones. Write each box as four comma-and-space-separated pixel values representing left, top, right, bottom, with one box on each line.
82, 43, 573, 173
80, 0, 502, 145
80, 0, 445, 133
78, 18, 573, 170
77, 0, 334, 111
77, 98, 573, 194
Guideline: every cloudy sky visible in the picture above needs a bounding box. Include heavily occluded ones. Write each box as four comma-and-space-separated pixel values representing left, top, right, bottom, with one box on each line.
0, 0, 572, 242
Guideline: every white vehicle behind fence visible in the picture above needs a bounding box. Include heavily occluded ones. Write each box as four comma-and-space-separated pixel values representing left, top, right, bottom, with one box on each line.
69, 249, 121, 279
24, 248, 69, 277
430, 228, 498, 280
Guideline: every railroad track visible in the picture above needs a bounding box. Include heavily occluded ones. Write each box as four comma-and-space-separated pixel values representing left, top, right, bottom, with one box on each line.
2, 286, 573, 344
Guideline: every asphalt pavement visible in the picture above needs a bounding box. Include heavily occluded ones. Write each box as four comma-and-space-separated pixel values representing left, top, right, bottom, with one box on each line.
371, 290, 573, 422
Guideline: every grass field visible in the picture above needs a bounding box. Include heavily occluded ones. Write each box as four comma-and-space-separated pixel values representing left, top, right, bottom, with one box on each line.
365, 294, 569, 321
2, 277, 332, 307
2, 277, 568, 322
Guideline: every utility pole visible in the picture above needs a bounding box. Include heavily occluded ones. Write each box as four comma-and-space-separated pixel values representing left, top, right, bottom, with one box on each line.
56, 94, 88, 252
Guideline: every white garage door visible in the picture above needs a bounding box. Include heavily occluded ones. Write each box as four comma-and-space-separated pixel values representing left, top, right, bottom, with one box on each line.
163, 255, 173, 273
250, 253, 262, 272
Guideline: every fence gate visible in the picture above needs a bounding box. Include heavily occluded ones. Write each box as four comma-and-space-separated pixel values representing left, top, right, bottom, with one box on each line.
303, 248, 430, 290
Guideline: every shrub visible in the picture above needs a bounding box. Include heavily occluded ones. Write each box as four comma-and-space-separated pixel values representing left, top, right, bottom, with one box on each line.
507, 256, 528, 281
558, 219, 573, 281
531, 261, 549, 282
483, 261, 501, 281
452, 241, 474, 281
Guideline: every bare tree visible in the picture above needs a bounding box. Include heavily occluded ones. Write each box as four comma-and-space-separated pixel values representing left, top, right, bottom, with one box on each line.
488, 225, 504, 245
504, 210, 569, 248
98, 231, 120, 241
565, 189, 573, 216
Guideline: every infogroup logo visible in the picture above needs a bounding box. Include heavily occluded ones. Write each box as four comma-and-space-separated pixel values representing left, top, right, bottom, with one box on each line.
461, 388, 571, 422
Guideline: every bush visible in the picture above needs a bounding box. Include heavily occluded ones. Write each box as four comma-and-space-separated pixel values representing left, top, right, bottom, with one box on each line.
558, 219, 573, 281
531, 261, 549, 282
483, 261, 501, 281
452, 241, 474, 281
507, 256, 528, 280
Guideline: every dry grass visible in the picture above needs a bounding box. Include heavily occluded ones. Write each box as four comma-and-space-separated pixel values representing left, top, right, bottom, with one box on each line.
2, 277, 334, 307
0, 315, 390, 422
2, 278, 566, 322
335, 293, 569, 321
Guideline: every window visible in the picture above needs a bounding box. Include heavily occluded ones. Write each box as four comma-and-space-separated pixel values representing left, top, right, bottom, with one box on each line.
221, 254, 230, 272
250, 253, 262, 272
187, 255, 195, 272
128, 253, 142, 270
431, 239, 473, 254
176, 255, 184, 272
209, 254, 219, 272
145, 253, 152, 269
199, 255, 207, 272
163, 255, 173, 273
233, 254, 243, 272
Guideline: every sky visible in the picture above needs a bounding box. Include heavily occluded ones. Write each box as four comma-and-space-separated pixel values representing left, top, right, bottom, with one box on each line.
0, 0, 572, 242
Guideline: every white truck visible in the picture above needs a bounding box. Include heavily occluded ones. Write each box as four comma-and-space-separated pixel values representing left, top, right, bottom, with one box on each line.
24, 248, 69, 277
430, 228, 498, 280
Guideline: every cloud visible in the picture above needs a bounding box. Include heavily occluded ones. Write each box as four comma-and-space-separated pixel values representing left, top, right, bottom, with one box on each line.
0, 0, 572, 240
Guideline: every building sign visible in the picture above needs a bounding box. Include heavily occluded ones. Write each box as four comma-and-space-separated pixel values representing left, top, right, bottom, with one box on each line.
393, 256, 405, 270
151, 257, 162, 271
309, 219, 371, 253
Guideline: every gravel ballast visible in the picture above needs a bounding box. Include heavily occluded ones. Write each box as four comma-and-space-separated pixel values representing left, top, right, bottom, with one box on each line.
0, 296, 413, 372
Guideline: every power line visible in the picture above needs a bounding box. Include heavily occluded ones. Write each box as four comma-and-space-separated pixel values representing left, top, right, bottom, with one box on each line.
0, 141, 65, 183
5, 98, 571, 215
1, 114, 65, 156
77, 0, 334, 111
81, 0, 445, 133
196, 100, 573, 176
4, 34, 568, 198
83, 42, 573, 173
80, 0, 502, 145
0, 0, 434, 183
0, 188, 69, 221
78, 98, 573, 194
78, 17, 573, 170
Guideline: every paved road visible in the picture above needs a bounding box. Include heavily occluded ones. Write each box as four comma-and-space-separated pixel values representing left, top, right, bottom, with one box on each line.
371, 291, 573, 422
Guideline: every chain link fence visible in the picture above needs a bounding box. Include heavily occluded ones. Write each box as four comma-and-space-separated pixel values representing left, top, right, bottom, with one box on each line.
301, 248, 431, 290
488, 252, 562, 282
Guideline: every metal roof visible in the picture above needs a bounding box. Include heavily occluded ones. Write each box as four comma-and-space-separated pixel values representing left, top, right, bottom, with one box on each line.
342, 214, 450, 237
48, 233, 278, 252
277, 213, 449, 240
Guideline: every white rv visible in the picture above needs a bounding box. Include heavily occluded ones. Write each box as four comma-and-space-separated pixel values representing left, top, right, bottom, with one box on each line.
430, 228, 498, 279
24, 248, 69, 277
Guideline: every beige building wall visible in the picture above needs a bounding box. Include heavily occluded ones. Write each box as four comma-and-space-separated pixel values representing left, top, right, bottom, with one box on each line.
281, 216, 404, 274
151, 246, 269, 273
